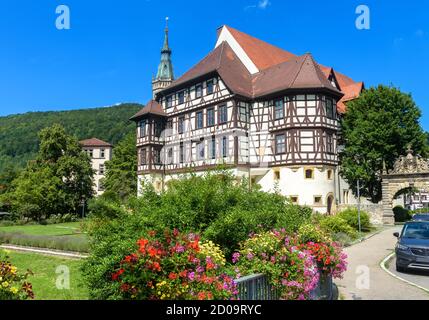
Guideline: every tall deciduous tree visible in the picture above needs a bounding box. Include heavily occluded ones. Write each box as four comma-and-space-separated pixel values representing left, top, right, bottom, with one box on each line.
7, 124, 94, 219
103, 132, 137, 200
340, 85, 428, 203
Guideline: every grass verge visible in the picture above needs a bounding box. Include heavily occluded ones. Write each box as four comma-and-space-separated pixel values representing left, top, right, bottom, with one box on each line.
1, 249, 88, 300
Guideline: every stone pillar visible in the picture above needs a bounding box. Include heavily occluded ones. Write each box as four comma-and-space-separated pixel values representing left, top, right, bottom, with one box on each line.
382, 179, 395, 225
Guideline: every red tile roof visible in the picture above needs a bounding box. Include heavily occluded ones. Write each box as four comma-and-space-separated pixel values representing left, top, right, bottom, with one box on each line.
79, 138, 112, 148
163, 42, 253, 98
156, 26, 362, 111
252, 54, 341, 97
224, 26, 297, 71
130, 100, 167, 120
337, 82, 364, 113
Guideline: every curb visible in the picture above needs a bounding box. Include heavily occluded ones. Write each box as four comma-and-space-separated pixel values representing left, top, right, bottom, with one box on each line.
345, 226, 388, 248
0, 244, 88, 259
380, 252, 429, 295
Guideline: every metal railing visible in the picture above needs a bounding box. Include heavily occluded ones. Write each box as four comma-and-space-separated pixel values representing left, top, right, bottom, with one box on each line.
235, 274, 280, 300
234, 272, 333, 300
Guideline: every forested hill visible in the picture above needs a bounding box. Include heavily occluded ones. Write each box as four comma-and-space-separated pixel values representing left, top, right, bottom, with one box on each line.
0, 103, 142, 171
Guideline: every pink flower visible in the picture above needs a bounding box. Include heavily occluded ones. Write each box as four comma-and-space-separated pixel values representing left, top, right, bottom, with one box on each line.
232, 253, 240, 263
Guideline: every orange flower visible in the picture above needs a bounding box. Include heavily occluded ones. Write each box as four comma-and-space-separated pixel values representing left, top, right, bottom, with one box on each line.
197, 292, 206, 300
206, 262, 215, 270
148, 247, 158, 257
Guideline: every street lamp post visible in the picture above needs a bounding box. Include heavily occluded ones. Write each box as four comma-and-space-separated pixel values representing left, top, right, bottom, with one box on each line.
357, 179, 362, 239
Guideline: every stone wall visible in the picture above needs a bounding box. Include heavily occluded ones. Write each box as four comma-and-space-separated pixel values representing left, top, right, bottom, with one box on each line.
337, 204, 384, 225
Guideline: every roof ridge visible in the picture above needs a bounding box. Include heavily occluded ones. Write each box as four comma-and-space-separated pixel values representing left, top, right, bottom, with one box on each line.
217, 41, 226, 70
289, 54, 308, 88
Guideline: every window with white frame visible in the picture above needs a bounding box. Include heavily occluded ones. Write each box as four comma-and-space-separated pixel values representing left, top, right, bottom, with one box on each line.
207, 108, 215, 127
274, 99, 284, 120
196, 111, 204, 129
219, 105, 228, 124
195, 84, 203, 98
206, 80, 214, 95
275, 134, 286, 154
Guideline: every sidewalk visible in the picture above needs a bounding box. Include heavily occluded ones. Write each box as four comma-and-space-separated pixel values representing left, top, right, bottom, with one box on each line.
335, 227, 429, 300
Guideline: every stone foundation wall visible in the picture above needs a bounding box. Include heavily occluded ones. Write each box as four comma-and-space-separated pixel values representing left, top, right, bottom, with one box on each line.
337, 204, 384, 225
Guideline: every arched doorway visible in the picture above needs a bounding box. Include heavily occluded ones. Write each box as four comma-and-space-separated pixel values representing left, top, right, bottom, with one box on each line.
326, 194, 335, 215
382, 147, 429, 225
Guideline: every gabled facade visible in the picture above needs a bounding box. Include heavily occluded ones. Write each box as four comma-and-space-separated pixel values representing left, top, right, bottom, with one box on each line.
80, 138, 113, 196
131, 25, 364, 214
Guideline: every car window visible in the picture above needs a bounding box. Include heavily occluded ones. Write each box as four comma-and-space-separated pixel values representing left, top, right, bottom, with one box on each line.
402, 223, 429, 240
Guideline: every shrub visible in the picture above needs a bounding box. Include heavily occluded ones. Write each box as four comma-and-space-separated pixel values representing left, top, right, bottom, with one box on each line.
338, 208, 371, 231
82, 205, 152, 299
83, 171, 313, 299
297, 223, 331, 244
0, 232, 89, 252
0, 253, 34, 300
233, 230, 320, 300
111, 230, 237, 300
319, 216, 358, 239
393, 206, 411, 222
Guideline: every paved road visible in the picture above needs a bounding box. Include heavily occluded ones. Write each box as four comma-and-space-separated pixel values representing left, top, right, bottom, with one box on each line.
335, 227, 429, 300
387, 256, 429, 291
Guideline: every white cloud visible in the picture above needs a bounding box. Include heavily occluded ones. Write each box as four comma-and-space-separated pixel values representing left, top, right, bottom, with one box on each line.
258, 0, 271, 9
245, 0, 271, 11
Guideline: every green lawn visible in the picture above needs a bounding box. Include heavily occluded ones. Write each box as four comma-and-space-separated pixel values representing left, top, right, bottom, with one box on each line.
0, 222, 89, 252
1, 249, 89, 300
0, 222, 84, 236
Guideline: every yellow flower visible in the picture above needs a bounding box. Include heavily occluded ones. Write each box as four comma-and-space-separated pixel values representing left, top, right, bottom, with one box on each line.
10, 266, 17, 274
10, 287, 18, 294
2, 281, 9, 288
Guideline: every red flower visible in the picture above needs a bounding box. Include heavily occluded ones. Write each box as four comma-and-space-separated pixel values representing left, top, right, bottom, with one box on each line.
152, 262, 161, 272
112, 268, 125, 281
197, 292, 206, 300
169, 272, 178, 280
179, 270, 188, 278
148, 247, 158, 257
120, 283, 130, 292
206, 262, 215, 270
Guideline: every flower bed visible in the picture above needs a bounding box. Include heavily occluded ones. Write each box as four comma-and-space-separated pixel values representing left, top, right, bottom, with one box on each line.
111, 230, 237, 300
110, 229, 347, 301
232, 229, 347, 300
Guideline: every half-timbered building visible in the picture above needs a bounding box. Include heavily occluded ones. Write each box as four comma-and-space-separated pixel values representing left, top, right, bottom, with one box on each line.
131, 24, 364, 213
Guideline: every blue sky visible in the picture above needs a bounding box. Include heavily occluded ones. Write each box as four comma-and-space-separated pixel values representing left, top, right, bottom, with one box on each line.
1, 0, 428, 130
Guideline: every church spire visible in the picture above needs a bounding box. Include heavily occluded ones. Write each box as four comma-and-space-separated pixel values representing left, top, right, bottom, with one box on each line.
152, 17, 174, 98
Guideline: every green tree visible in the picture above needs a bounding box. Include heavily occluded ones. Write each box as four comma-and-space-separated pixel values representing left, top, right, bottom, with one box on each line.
7, 124, 94, 219
0, 164, 20, 195
340, 85, 428, 203
103, 132, 137, 200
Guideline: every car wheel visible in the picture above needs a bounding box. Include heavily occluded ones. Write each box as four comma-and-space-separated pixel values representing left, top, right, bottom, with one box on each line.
396, 264, 406, 273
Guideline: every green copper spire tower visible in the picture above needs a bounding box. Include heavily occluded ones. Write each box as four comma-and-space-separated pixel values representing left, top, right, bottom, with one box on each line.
152, 17, 174, 98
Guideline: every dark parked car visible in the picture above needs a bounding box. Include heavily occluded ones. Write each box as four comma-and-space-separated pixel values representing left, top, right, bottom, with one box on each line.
394, 221, 429, 272
412, 213, 429, 222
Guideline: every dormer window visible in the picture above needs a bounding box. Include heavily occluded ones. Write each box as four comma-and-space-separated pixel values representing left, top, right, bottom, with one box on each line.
195, 84, 203, 98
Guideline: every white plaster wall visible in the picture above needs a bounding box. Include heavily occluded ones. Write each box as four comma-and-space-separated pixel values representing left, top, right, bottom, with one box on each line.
85, 147, 112, 196
254, 167, 336, 213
